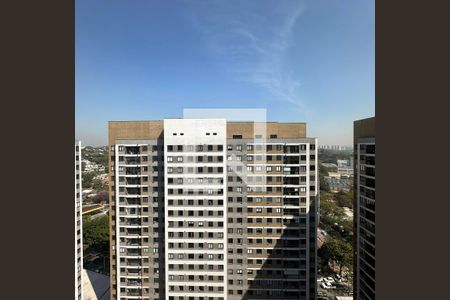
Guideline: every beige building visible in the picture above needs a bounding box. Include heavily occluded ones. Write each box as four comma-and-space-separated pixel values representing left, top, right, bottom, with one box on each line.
108, 119, 319, 300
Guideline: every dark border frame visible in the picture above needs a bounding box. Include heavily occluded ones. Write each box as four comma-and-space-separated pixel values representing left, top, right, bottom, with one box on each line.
2, 0, 449, 299
2, 0, 74, 299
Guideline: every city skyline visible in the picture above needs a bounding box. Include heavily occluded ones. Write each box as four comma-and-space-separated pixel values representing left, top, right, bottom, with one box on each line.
76, 0, 374, 146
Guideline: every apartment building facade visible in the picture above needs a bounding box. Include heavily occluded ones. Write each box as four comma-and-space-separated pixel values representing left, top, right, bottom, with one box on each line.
109, 119, 319, 300
353, 117, 375, 300
75, 140, 83, 300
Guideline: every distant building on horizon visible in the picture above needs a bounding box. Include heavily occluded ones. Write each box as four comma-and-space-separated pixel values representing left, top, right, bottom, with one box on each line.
324, 176, 352, 193
108, 118, 319, 300
321, 163, 338, 171
75, 140, 84, 300
318, 144, 352, 151
353, 117, 375, 300
337, 159, 354, 178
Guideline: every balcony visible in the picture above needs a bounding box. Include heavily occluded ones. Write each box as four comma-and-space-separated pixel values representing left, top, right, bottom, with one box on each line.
124, 249, 143, 257
124, 146, 140, 155
283, 157, 300, 164
119, 199, 141, 206
125, 259, 142, 266
283, 167, 300, 175
120, 187, 141, 196
122, 228, 141, 236
283, 188, 300, 196
283, 178, 300, 185
123, 280, 142, 286
125, 290, 142, 296
120, 156, 142, 164
284, 145, 300, 154
122, 178, 142, 185
125, 167, 142, 175
121, 239, 142, 247
121, 270, 142, 276
120, 220, 142, 227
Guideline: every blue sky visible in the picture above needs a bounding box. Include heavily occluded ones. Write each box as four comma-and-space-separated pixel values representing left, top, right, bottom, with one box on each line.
76, 0, 374, 146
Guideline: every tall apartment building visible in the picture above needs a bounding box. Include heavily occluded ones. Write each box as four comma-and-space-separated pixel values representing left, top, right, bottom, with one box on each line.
75, 140, 84, 300
109, 119, 319, 300
353, 117, 375, 300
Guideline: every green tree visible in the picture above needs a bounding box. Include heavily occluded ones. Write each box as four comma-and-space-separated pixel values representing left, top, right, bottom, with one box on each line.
82, 171, 97, 188
335, 191, 354, 209
320, 199, 353, 242
92, 178, 106, 192
83, 215, 109, 255
319, 238, 353, 276
320, 201, 345, 225
319, 163, 330, 192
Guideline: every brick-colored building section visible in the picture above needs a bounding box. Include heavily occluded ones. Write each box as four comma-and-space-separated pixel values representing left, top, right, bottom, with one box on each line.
109, 121, 306, 142
109, 121, 164, 145
226, 122, 306, 139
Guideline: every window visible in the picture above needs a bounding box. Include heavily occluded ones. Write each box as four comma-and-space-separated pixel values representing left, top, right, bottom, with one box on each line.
232, 135, 242, 139
270, 134, 277, 138
177, 156, 183, 162
167, 156, 173, 162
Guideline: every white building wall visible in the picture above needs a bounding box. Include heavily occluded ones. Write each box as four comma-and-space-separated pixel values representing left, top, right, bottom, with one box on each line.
164, 119, 228, 300
75, 140, 83, 300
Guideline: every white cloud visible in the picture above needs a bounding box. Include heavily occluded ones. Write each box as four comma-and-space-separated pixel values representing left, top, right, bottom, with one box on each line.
186, 0, 307, 111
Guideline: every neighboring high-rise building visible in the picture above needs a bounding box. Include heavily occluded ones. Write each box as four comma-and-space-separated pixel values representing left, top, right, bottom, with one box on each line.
109, 119, 319, 300
353, 117, 375, 300
75, 140, 84, 300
